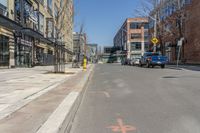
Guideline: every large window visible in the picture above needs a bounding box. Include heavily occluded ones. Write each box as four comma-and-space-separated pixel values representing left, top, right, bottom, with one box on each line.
144, 23, 149, 29
46, 19, 54, 38
0, 0, 7, 16
47, 0, 52, 14
130, 22, 141, 29
0, 35, 9, 66
15, 0, 21, 22
39, 13, 44, 34
54, 4, 58, 18
131, 33, 141, 39
131, 42, 141, 51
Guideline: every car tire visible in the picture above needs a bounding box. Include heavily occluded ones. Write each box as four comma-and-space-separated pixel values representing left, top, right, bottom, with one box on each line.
139, 62, 143, 67
146, 62, 150, 68
161, 64, 165, 68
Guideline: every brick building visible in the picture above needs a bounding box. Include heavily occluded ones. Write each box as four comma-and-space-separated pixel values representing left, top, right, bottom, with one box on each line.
184, 0, 200, 63
149, 0, 200, 64
114, 18, 149, 60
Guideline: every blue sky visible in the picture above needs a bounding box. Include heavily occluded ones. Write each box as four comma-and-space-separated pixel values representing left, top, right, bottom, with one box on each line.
74, 0, 141, 46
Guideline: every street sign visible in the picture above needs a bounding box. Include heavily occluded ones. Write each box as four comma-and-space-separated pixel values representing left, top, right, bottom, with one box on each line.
151, 37, 159, 44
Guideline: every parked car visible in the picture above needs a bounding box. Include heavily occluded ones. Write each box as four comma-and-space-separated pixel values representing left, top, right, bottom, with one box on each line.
121, 58, 131, 65
132, 58, 140, 66
139, 52, 168, 68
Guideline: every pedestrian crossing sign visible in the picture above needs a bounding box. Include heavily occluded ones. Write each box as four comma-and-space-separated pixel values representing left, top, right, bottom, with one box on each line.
151, 37, 159, 44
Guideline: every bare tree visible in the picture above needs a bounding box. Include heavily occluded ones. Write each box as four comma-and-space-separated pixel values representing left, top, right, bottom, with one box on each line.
54, 0, 72, 73
134, 0, 187, 56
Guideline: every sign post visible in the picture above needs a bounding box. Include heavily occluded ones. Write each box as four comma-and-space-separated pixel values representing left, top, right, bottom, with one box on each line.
151, 37, 159, 52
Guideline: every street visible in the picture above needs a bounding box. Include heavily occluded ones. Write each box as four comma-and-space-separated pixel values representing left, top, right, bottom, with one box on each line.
70, 64, 200, 133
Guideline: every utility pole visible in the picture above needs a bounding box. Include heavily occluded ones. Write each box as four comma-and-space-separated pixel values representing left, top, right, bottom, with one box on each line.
153, 0, 158, 53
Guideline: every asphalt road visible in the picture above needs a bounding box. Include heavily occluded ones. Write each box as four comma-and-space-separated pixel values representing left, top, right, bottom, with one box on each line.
70, 64, 200, 133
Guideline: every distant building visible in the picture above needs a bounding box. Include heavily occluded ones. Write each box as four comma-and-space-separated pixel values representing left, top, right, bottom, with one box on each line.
73, 32, 86, 62
86, 44, 98, 63
114, 18, 149, 60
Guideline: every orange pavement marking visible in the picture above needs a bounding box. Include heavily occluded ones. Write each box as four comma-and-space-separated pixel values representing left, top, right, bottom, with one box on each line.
107, 118, 137, 133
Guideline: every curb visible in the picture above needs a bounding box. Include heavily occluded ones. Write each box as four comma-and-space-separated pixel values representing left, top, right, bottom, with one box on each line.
36, 65, 94, 133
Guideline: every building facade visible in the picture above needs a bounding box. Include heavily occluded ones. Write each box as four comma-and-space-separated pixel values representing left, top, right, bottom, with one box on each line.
86, 43, 98, 63
149, 0, 200, 64
184, 0, 200, 63
73, 32, 86, 62
114, 18, 149, 60
0, 0, 73, 68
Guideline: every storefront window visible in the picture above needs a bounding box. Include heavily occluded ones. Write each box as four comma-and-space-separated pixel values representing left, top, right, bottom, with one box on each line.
15, 35, 32, 67
131, 42, 141, 51
0, 35, 9, 66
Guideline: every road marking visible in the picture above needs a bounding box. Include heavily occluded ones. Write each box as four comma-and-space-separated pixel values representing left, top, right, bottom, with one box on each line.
107, 118, 136, 133
103, 91, 110, 98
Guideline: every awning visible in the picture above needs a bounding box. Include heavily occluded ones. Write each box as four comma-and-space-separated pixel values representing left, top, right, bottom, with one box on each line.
0, 14, 53, 45
21, 28, 53, 44
0, 14, 21, 31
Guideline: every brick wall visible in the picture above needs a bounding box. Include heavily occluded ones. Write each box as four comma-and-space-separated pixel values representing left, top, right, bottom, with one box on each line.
184, 0, 200, 64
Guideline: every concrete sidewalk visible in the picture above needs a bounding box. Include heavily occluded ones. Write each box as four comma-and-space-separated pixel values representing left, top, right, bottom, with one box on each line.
166, 64, 200, 71
0, 64, 94, 133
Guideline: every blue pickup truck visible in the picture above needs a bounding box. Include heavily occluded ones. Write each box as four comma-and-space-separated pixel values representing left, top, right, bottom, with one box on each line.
139, 52, 168, 68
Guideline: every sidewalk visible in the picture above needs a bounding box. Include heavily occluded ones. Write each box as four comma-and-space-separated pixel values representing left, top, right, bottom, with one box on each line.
166, 64, 200, 71
0, 64, 94, 133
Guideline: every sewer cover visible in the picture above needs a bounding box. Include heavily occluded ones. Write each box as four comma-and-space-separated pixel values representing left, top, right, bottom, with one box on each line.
162, 76, 178, 79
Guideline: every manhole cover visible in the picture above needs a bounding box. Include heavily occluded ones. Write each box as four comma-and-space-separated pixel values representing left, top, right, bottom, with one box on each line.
162, 76, 178, 79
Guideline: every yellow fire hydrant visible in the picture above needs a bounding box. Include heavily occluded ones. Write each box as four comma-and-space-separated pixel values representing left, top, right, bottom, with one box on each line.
83, 57, 87, 71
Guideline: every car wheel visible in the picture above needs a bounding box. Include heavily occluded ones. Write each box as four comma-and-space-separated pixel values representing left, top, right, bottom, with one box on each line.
139, 62, 143, 67
146, 62, 150, 68
161, 64, 165, 68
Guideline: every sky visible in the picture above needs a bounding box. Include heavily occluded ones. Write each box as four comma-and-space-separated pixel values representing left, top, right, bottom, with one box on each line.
74, 0, 141, 46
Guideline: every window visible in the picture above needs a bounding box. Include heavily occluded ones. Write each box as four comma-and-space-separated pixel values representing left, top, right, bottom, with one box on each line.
47, 0, 52, 14
130, 22, 141, 29
15, 0, 20, 21
38, 0, 44, 5
0, 3, 7, 16
60, 0, 63, 8
144, 23, 149, 29
46, 19, 54, 38
0, 35, 9, 66
131, 42, 141, 51
131, 33, 141, 39
39, 13, 44, 34
145, 43, 149, 51
54, 4, 58, 18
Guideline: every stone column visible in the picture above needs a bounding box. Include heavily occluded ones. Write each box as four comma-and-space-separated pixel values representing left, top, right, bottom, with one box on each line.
9, 38, 15, 68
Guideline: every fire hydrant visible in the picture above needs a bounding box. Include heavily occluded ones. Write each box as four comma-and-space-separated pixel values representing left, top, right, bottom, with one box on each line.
83, 57, 87, 71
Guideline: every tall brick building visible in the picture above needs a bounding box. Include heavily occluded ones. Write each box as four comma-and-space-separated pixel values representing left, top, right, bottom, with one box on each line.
184, 0, 200, 63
